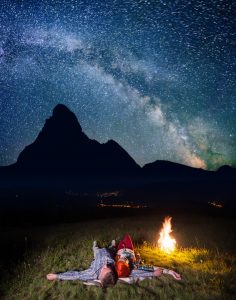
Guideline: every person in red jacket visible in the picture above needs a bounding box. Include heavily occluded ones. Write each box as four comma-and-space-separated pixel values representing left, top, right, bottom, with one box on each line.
115, 234, 181, 282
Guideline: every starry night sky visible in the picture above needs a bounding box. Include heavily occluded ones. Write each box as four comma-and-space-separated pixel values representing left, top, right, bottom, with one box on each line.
0, 0, 235, 170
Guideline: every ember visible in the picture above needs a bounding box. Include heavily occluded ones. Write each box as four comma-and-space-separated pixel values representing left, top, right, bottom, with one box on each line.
158, 216, 176, 254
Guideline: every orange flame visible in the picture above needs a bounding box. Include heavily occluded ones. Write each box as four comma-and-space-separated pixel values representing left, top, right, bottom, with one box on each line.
158, 216, 176, 253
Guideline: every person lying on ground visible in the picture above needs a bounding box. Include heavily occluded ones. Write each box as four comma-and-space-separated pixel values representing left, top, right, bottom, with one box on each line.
46, 240, 117, 289
115, 233, 139, 277
47, 236, 181, 288
115, 234, 181, 282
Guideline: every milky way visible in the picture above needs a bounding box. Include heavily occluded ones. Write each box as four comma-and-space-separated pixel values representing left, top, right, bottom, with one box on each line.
0, 0, 235, 169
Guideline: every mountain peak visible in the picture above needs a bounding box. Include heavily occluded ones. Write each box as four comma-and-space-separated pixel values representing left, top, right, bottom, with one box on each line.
15, 104, 140, 176
52, 104, 82, 131
16, 103, 88, 168
53, 103, 73, 116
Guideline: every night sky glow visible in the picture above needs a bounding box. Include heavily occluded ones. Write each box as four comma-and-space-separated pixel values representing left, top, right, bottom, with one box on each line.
0, 0, 235, 170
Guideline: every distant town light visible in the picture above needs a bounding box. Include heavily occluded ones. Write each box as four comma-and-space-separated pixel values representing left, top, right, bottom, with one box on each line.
208, 201, 223, 208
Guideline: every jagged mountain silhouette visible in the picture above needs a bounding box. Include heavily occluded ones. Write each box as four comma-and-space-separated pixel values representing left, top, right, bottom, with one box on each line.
0, 104, 235, 182
15, 104, 141, 177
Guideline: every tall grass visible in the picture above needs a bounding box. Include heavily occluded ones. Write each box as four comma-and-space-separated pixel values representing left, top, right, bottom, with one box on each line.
1, 213, 236, 299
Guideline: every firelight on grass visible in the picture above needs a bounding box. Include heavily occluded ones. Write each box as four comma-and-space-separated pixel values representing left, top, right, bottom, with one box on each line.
158, 216, 176, 254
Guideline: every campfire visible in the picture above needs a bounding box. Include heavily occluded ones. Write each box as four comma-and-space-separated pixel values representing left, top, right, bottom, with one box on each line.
158, 216, 176, 254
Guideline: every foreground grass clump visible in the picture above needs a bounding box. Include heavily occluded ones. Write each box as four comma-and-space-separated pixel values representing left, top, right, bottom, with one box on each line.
1, 214, 236, 299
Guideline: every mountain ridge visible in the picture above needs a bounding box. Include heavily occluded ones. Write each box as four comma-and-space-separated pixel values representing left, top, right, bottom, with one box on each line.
12, 104, 141, 177
0, 104, 235, 183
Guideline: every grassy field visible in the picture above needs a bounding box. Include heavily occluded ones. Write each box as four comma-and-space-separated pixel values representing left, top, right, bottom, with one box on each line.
1, 210, 236, 299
